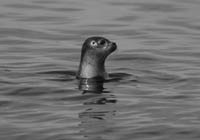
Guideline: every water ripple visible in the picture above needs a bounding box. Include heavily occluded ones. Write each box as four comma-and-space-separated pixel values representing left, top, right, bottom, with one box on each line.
1, 0, 200, 139
0, 28, 77, 41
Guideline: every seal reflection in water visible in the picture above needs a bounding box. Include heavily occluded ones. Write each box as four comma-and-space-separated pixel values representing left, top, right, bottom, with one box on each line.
77, 36, 117, 92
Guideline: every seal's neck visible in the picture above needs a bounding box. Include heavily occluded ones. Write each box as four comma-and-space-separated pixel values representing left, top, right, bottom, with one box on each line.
78, 55, 107, 79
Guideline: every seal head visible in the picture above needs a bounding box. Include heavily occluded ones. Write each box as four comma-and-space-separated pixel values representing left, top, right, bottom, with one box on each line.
77, 36, 117, 79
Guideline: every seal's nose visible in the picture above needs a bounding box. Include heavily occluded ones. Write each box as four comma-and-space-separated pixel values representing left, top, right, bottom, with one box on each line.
106, 42, 117, 53
111, 42, 117, 51
111, 42, 116, 46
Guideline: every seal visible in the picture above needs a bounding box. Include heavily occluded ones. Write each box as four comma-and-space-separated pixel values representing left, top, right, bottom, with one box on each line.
77, 36, 117, 79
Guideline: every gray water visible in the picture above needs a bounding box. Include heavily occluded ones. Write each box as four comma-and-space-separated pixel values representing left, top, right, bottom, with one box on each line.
1, 0, 200, 139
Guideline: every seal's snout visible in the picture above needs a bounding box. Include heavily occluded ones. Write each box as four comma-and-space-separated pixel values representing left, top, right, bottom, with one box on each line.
111, 42, 117, 47
108, 42, 117, 53
111, 42, 117, 50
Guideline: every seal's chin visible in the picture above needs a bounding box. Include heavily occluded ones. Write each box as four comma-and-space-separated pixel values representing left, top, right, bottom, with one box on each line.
107, 42, 117, 54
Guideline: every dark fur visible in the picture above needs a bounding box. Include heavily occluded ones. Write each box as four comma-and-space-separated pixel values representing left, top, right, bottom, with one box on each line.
77, 36, 117, 79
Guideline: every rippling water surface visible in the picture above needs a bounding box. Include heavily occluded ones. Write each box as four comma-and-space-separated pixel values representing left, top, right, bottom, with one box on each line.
1, 0, 200, 139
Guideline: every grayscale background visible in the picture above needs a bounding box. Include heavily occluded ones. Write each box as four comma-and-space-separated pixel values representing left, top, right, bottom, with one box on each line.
1, 0, 200, 140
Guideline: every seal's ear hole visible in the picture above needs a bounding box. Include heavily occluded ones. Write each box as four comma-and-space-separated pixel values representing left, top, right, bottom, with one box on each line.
99, 39, 106, 46
90, 40, 98, 47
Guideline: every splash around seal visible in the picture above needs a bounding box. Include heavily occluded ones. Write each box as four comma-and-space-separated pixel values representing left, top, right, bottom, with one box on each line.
77, 36, 117, 79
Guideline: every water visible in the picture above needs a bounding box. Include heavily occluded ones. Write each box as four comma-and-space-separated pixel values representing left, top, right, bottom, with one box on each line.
1, 0, 200, 139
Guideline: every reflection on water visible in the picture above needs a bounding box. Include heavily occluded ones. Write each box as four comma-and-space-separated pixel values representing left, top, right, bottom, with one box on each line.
79, 81, 117, 140
1, 0, 200, 139
78, 78, 105, 93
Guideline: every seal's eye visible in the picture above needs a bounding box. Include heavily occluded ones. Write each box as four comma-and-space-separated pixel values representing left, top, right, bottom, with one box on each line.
98, 39, 106, 46
90, 40, 98, 47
